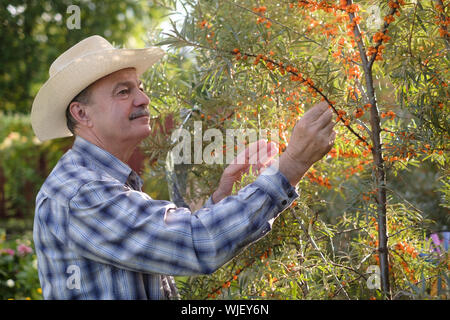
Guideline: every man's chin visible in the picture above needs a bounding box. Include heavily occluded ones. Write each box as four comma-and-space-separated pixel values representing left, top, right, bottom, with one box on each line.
126, 124, 150, 141
137, 125, 152, 139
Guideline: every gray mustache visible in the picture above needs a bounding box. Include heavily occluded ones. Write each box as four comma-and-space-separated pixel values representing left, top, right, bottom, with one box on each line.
129, 109, 149, 120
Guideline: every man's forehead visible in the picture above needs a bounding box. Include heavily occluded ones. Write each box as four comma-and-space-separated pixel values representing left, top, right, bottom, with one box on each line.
87, 67, 141, 94
105, 68, 139, 83
93, 68, 139, 87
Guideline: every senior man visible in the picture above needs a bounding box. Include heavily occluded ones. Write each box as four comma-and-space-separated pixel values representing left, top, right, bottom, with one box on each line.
31, 35, 336, 300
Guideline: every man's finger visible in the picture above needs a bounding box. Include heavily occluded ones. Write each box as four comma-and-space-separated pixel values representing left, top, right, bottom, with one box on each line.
322, 117, 337, 133
315, 107, 333, 129
252, 141, 278, 169
247, 140, 276, 165
302, 101, 330, 122
234, 139, 267, 166
248, 141, 279, 175
328, 130, 337, 146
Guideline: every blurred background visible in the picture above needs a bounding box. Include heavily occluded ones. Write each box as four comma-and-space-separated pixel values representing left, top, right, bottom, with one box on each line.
0, 0, 177, 299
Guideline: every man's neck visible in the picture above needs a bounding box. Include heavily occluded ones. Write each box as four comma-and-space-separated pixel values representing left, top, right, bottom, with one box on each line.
75, 131, 139, 164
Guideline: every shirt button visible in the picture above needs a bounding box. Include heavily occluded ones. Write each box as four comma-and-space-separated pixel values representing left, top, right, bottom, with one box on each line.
287, 191, 294, 198
281, 199, 287, 206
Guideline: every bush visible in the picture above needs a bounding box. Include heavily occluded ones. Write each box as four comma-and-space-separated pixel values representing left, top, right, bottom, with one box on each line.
0, 113, 72, 300
146, 0, 449, 300
0, 112, 72, 221
0, 228, 42, 300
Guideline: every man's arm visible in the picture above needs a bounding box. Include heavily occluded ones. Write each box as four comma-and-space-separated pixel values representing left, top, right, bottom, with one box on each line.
211, 139, 279, 204
66, 101, 334, 277
67, 167, 297, 276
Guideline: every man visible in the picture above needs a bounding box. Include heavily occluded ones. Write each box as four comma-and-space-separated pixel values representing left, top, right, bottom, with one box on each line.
32, 35, 336, 299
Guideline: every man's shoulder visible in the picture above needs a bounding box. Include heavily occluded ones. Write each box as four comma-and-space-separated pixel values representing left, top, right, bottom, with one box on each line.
38, 149, 105, 203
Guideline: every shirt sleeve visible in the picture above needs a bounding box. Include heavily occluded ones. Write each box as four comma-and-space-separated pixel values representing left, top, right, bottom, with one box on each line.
67, 165, 298, 276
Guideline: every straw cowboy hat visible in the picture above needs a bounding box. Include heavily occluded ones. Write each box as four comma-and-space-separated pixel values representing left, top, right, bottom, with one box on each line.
31, 35, 165, 142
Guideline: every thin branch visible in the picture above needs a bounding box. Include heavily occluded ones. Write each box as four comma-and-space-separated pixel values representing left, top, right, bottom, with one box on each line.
408, 1, 418, 57
356, 119, 373, 137
433, 0, 450, 48
224, 0, 324, 48
368, 6, 399, 70
291, 211, 351, 300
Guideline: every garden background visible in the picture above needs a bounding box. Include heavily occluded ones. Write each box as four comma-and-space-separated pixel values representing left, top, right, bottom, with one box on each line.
0, 0, 448, 300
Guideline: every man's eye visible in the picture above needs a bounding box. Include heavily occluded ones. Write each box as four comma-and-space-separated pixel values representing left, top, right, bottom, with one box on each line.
118, 89, 129, 95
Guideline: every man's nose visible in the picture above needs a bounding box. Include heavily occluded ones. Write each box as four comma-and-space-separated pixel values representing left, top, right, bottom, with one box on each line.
134, 88, 150, 107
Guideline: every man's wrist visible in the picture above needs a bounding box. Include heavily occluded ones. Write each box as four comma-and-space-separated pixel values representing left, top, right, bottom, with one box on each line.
212, 188, 228, 204
278, 151, 312, 186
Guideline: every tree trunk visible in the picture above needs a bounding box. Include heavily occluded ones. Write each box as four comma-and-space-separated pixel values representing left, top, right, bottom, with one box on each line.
365, 73, 391, 299
347, 0, 391, 298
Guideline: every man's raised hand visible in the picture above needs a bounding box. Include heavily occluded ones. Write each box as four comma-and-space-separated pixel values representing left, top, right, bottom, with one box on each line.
212, 139, 278, 204
278, 101, 336, 186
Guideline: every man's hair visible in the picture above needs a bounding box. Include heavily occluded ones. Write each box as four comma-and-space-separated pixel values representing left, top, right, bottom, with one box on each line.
65, 86, 92, 135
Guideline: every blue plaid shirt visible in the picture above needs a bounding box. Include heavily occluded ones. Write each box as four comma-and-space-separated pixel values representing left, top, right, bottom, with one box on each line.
33, 136, 298, 299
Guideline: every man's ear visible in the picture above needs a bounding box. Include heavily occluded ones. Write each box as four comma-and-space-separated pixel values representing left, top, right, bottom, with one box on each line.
69, 101, 93, 128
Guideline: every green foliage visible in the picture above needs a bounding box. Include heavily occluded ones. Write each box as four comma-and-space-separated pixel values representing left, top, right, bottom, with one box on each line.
145, 0, 449, 300
176, 199, 449, 300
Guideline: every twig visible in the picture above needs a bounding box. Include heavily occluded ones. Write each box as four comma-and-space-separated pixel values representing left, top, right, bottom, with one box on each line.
224, 0, 324, 48
367, 5, 399, 70
292, 211, 351, 299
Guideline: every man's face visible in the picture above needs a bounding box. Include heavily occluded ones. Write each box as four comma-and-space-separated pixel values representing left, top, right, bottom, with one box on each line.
86, 68, 151, 144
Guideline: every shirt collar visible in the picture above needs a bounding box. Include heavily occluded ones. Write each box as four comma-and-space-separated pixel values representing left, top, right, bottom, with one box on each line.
71, 136, 143, 189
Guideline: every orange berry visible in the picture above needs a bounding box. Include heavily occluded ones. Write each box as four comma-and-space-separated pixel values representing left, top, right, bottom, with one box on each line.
384, 15, 395, 24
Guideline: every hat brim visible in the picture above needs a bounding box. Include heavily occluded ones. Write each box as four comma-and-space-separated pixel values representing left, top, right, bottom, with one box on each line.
31, 47, 165, 142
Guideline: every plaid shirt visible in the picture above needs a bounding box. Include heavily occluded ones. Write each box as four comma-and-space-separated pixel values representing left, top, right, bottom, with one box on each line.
33, 136, 298, 299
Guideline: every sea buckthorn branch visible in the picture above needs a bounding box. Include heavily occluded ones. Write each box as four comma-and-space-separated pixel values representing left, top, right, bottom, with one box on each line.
224, 0, 324, 48
229, 49, 370, 146
367, 1, 404, 69
390, 247, 420, 283
331, 273, 369, 298
328, 261, 372, 298
355, 119, 373, 136
433, 0, 450, 45
420, 58, 449, 91
187, 3, 373, 146
205, 247, 274, 299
